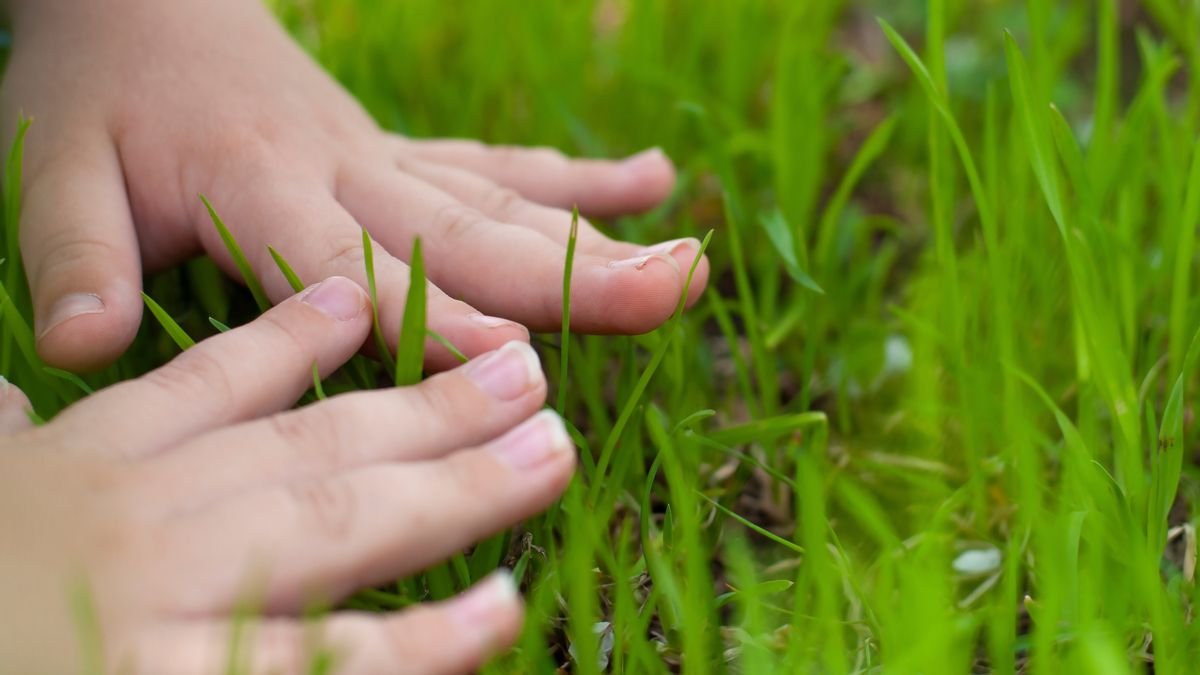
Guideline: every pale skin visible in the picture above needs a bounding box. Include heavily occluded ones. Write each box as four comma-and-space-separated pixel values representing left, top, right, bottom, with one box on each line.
1, 0, 709, 373
0, 0, 710, 671
0, 277, 576, 673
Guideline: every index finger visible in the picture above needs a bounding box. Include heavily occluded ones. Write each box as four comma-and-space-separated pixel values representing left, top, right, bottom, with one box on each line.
48, 276, 371, 459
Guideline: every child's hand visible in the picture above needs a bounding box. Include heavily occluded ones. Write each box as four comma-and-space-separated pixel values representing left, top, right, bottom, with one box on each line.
1, 0, 709, 372
0, 276, 574, 674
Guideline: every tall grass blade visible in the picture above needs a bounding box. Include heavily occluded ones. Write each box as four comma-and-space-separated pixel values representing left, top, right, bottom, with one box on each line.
361, 229, 396, 374
393, 237, 425, 386
200, 195, 271, 312
557, 206, 579, 413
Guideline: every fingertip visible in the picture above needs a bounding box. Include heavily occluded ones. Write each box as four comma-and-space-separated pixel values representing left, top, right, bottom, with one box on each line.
632, 237, 710, 308
35, 280, 142, 372
617, 147, 676, 212
575, 253, 682, 334
0, 376, 33, 434
447, 570, 525, 656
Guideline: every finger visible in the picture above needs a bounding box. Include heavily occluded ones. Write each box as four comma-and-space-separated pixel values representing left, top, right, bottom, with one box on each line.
20, 134, 143, 372
199, 186, 528, 370
0, 376, 33, 435
167, 411, 574, 612
397, 136, 676, 217
151, 341, 546, 504
51, 277, 371, 459
339, 165, 685, 334
125, 573, 521, 675
399, 158, 709, 308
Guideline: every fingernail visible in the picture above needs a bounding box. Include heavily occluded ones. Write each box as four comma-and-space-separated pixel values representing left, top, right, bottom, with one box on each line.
450, 570, 519, 635
301, 277, 364, 321
0, 375, 8, 396
607, 253, 679, 272
636, 237, 700, 258
463, 341, 542, 400
489, 410, 571, 469
37, 293, 104, 339
622, 147, 666, 173
469, 312, 518, 329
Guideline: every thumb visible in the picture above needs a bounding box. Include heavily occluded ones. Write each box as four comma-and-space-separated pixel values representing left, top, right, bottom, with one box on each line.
20, 136, 142, 372
0, 376, 33, 435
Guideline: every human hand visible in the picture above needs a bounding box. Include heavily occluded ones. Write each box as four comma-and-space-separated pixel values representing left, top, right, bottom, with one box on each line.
1, 0, 709, 372
0, 276, 575, 674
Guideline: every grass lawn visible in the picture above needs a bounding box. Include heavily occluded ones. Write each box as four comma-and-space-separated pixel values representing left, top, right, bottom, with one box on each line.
4, 0, 1200, 672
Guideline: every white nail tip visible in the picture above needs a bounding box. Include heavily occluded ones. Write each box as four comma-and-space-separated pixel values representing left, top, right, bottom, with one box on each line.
499, 341, 542, 386
486, 569, 518, 603
532, 409, 572, 454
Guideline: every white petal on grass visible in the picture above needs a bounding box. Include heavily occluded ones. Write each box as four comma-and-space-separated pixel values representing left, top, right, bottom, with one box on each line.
567, 621, 615, 671
952, 546, 1002, 577
883, 334, 913, 376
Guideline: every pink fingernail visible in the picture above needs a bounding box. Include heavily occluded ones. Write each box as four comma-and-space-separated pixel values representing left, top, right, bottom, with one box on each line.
607, 253, 679, 272
636, 237, 700, 257
463, 341, 542, 400
301, 277, 365, 321
37, 293, 104, 339
449, 570, 519, 634
488, 410, 571, 469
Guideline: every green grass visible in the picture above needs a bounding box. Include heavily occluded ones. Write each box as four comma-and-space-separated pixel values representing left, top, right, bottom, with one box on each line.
8, 0, 1200, 671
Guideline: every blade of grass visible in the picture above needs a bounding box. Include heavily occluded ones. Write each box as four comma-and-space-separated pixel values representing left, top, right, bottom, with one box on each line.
427, 330, 466, 364
0, 271, 38, 368
42, 367, 94, 395
557, 206, 579, 414
1, 117, 31, 376
200, 195, 271, 312
142, 292, 197, 350
704, 494, 804, 556
312, 362, 327, 400
361, 229, 396, 374
2, 116, 30, 303
268, 246, 306, 293
394, 237, 425, 386
587, 230, 713, 505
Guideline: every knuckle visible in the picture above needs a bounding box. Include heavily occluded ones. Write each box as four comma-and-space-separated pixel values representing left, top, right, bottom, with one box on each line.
528, 146, 570, 171
266, 407, 344, 470
443, 452, 497, 501
26, 234, 115, 292
213, 126, 280, 165
431, 203, 485, 240
253, 626, 307, 673
141, 349, 234, 413
324, 233, 368, 273
480, 186, 524, 217
258, 311, 314, 363
286, 476, 358, 542
406, 376, 458, 421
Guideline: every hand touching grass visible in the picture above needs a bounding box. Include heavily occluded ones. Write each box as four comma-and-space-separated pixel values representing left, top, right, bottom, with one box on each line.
0, 0, 709, 372
0, 276, 575, 674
